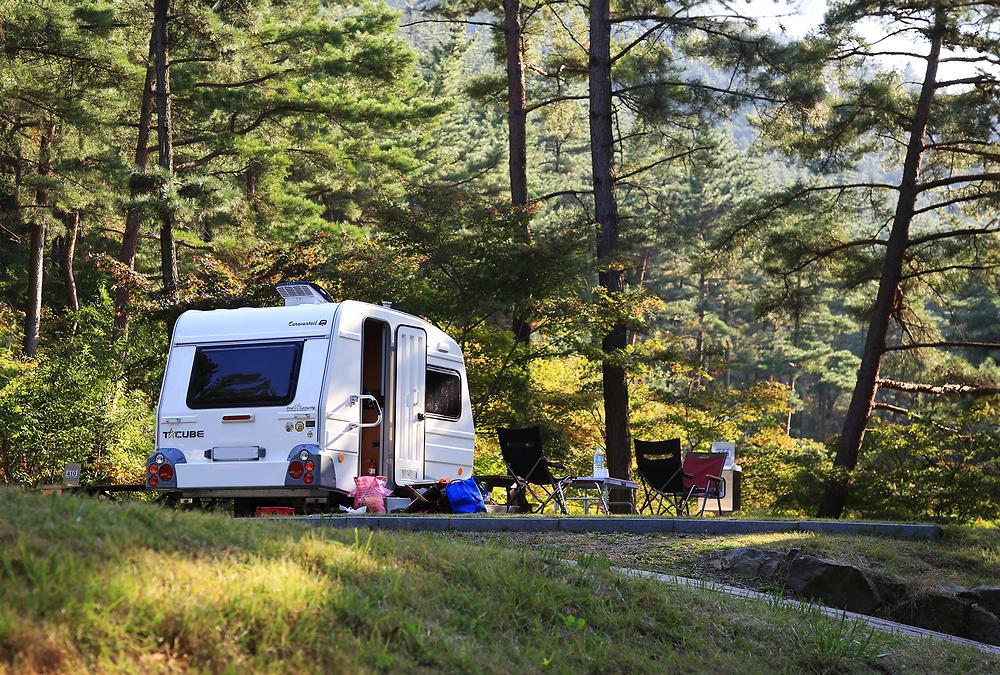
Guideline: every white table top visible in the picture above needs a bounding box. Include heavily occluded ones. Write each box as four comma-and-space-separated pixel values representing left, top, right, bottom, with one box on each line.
567, 476, 639, 489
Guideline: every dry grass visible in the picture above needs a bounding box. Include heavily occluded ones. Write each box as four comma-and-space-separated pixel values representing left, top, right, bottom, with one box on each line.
449, 525, 1000, 593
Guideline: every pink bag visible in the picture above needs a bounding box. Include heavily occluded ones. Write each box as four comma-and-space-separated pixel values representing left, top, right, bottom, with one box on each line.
350, 475, 392, 513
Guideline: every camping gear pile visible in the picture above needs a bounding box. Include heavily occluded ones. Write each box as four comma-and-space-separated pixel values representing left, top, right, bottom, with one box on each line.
347, 476, 488, 514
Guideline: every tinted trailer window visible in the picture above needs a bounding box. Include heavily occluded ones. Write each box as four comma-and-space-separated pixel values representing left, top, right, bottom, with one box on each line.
187, 342, 303, 409
425, 368, 462, 419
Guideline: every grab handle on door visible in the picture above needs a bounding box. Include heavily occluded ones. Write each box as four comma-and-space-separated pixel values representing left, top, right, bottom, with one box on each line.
356, 394, 383, 428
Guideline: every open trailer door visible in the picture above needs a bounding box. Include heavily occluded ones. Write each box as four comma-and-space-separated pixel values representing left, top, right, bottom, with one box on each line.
394, 325, 426, 485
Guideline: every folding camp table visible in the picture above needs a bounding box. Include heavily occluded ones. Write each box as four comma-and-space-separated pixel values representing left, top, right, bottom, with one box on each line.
562, 476, 639, 514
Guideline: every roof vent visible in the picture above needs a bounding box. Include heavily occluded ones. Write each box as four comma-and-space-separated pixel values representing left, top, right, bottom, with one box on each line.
381, 300, 392, 309
275, 282, 333, 306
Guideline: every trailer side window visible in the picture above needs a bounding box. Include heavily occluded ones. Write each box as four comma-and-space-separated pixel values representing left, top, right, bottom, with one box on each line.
187, 342, 302, 409
425, 368, 461, 420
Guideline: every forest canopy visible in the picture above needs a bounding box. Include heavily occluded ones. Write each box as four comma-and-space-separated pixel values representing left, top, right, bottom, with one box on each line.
1, 0, 998, 521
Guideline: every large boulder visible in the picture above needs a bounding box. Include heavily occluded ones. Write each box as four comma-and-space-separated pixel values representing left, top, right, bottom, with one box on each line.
891, 592, 1000, 646
784, 554, 882, 614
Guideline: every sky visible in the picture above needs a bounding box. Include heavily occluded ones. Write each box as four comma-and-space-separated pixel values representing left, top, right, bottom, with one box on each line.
730, 0, 987, 81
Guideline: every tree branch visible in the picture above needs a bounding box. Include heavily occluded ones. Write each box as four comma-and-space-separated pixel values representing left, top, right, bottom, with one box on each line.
873, 403, 962, 434
934, 75, 1000, 88
532, 188, 590, 202
612, 20, 669, 63
524, 94, 589, 114
877, 378, 1000, 396
916, 171, 1000, 192
399, 18, 500, 30
908, 224, 999, 245
912, 191, 1000, 216
884, 341, 1000, 352
614, 146, 711, 183
193, 71, 287, 88
786, 238, 887, 273
901, 262, 1000, 279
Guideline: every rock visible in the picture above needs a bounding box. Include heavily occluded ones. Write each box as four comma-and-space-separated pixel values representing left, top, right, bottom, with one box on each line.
966, 586, 1000, 618
715, 547, 783, 580
784, 554, 882, 614
872, 573, 909, 607
891, 592, 1000, 646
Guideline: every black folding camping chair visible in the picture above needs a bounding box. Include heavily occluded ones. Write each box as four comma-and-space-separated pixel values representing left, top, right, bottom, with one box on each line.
497, 426, 574, 514
634, 438, 688, 516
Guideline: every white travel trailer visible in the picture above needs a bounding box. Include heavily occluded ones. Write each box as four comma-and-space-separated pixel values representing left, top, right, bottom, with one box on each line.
147, 283, 475, 513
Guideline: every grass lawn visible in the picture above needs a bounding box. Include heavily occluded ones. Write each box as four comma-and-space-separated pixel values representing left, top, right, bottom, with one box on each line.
447, 525, 1000, 594
2, 489, 998, 673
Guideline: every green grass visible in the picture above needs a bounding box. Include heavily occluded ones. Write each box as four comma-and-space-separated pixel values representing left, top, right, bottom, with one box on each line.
1, 490, 998, 673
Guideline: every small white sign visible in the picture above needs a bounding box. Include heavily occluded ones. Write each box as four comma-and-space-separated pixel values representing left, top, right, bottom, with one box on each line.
62, 463, 82, 486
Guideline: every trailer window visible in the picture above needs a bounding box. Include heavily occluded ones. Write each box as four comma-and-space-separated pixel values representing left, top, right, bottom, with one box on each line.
187, 342, 302, 409
425, 368, 461, 420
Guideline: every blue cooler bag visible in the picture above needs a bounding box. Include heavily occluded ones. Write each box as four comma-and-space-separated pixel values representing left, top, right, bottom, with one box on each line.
445, 477, 487, 513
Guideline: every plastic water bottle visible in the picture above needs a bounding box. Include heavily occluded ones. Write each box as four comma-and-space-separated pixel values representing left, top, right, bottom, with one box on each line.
593, 445, 608, 478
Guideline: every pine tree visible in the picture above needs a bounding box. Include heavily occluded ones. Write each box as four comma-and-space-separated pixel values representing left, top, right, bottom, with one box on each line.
741, 0, 1000, 516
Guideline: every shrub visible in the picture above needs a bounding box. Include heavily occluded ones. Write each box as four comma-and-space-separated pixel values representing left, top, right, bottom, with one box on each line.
847, 398, 1000, 523
0, 304, 155, 486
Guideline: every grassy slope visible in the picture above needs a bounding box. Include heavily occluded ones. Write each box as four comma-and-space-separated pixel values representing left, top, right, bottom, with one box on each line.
448, 527, 1000, 594
1, 491, 997, 674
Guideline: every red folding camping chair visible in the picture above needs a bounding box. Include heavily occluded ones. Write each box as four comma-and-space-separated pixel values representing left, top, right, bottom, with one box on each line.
682, 451, 727, 517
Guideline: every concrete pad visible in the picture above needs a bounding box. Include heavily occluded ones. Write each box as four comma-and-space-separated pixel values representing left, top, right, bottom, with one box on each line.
559, 518, 674, 534
291, 514, 942, 540
798, 520, 941, 540
558, 517, 624, 533
671, 519, 791, 535
376, 516, 452, 532
456, 517, 560, 532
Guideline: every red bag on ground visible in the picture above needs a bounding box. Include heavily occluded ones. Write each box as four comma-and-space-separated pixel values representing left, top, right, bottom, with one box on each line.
350, 475, 392, 513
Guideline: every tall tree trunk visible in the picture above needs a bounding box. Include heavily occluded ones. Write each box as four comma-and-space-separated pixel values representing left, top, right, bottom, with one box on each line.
817, 13, 945, 518
589, 0, 631, 512
785, 374, 797, 435
503, 0, 528, 212
695, 269, 706, 386
629, 246, 651, 346
24, 122, 55, 357
153, 0, 179, 303
115, 43, 155, 341
722, 298, 731, 389
60, 210, 80, 316
503, 0, 533, 343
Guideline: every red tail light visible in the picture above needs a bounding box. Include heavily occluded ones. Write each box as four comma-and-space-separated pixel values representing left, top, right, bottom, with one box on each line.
148, 463, 159, 475
288, 461, 304, 479
303, 473, 314, 485
304, 460, 314, 472
149, 476, 159, 487
158, 464, 174, 481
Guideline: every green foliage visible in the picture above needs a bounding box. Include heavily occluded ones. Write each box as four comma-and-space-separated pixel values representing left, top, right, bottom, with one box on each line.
0, 301, 155, 485
848, 398, 1000, 523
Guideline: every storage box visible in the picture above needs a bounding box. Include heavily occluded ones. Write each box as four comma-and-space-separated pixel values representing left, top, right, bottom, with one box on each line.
385, 497, 411, 513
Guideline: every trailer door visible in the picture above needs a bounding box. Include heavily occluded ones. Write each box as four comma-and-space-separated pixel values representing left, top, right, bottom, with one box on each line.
394, 325, 426, 485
